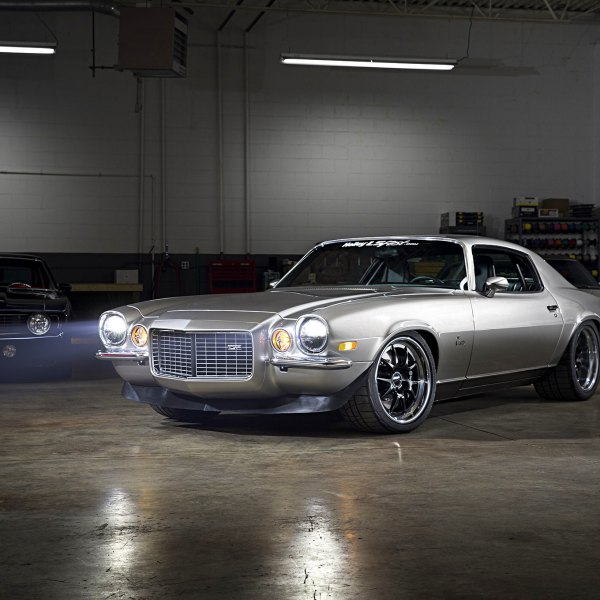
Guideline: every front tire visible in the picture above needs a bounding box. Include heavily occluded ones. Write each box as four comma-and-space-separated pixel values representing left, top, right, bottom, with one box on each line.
341, 332, 436, 433
150, 405, 220, 424
534, 322, 600, 401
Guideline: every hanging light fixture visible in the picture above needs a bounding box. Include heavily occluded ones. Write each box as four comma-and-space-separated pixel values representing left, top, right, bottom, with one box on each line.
0, 41, 57, 55
281, 53, 456, 71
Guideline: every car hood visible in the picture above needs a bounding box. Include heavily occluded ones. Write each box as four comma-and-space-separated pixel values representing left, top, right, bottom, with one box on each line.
132, 286, 454, 324
0, 287, 67, 312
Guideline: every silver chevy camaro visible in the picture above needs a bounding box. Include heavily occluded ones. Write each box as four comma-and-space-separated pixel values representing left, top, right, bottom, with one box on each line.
97, 236, 600, 433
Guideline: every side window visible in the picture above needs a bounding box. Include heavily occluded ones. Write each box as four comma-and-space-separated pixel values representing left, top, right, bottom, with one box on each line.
473, 248, 542, 293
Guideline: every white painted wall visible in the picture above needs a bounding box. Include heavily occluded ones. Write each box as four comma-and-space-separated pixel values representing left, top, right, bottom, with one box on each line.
0, 10, 597, 255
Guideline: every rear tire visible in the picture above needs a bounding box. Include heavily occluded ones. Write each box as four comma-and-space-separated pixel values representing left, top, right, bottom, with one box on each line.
341, 332, 436, 433
534, 322, 600, 401
150, 405, 220, 423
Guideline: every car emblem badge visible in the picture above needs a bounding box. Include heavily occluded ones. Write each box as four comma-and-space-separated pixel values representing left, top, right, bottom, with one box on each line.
227, 344, 243, 351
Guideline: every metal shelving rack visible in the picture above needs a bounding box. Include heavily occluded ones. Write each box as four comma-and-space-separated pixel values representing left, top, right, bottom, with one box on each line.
505, 217, 600, 276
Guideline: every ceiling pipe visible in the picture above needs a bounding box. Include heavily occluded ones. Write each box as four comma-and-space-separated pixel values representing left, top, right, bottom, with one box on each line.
0, 1, 119, 17
216, 30, 225, 256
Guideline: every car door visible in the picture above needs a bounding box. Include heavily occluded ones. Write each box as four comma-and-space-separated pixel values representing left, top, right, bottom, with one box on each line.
465, 246, 564, 384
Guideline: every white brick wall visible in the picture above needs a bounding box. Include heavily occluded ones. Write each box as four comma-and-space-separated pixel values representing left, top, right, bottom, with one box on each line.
0, 10, 597, 255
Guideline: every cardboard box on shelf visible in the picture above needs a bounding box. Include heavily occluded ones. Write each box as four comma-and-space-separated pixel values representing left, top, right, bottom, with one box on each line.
512, 205, 538, 218
513, 196, 539, 207
115, 269, 139, 284
541, 198, 569, 216
440, 212, 484, 228
538, 208, 559, 218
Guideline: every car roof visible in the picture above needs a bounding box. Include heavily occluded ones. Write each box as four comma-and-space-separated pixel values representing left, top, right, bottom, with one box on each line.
0, 253, 46, 262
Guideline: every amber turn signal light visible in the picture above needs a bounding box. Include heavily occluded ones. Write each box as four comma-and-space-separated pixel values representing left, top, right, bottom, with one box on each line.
272, 329, 292, 352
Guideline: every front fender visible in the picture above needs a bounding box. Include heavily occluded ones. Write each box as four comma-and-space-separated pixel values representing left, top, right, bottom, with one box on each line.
323, 297, 474, 383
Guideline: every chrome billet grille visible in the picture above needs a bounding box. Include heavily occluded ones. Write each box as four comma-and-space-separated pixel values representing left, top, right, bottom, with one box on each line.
152, 330, 193, 378
151, 330, 253, 380
195, 331, 253, 378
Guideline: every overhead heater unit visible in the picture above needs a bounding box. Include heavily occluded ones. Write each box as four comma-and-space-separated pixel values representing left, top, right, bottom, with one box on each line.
118, 8, 187, 77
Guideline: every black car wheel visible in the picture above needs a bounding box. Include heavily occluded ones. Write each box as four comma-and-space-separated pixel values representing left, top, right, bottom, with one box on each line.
341, 332, 436, 433
534, 322, 600, 401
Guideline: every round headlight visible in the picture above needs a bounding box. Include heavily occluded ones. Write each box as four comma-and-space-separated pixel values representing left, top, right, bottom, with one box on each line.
28, 313, 51, 336
297, 316, 328, 354
99, 312, 128, 347
131, 325, 148, 348
272, 328, 292, 353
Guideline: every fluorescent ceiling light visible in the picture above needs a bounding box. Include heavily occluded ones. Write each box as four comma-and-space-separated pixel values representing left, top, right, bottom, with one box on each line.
0, 41, 56, 55
281, 53, 456, 71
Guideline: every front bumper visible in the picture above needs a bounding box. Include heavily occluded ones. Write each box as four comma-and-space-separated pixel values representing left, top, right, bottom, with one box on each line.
267, 355, 352, 370
0, 334, 69, 368
122, 376, 366, 414
97, 346, 370, 408
96, 350, 148, 361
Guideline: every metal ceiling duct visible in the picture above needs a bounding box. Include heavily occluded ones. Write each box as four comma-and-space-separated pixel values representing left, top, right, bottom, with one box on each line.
0, 1, 119, 17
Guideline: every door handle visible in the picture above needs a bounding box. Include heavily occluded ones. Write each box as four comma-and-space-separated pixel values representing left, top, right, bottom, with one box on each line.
547, 305, 559, 311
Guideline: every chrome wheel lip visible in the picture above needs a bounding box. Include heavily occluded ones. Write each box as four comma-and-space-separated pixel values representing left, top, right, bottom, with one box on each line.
575, 327, 600, 392
374, 336, 433, 424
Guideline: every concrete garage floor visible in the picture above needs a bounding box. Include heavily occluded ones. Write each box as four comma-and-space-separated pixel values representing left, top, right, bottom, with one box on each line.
1, 367, 600, 599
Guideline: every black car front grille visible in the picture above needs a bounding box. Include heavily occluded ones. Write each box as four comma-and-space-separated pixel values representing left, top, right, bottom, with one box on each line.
0, 314, 28, 335
0, 313, 61, 337
151, 330, 253, 380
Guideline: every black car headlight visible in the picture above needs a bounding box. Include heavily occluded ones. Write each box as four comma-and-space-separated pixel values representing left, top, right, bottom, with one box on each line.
296, 315, 328, 354
27, 313, 51, 336
99, 312, 128, 347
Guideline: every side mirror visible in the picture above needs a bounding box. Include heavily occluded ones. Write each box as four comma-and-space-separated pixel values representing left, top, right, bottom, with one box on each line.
482, 276, 509, 298
268, 280, 280, 289
59, 283, 72, 294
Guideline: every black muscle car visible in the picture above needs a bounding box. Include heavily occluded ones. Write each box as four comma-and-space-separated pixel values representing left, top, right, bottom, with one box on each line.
0, 254, 71, 375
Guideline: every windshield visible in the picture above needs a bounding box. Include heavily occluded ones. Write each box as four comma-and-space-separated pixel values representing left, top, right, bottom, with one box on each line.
278, 240, 467, 289
0, 259, 53, 289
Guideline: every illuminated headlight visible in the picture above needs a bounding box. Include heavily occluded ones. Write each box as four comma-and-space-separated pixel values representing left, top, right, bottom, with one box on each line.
99, 312, 128, 347
297, 315, 328, 354
130, 325, 148, 348
27, 313, 51, 336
